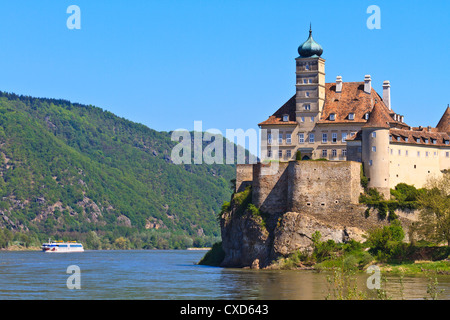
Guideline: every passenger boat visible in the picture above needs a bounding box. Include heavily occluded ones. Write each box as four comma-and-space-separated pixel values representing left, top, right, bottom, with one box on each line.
41, 239, 84, 253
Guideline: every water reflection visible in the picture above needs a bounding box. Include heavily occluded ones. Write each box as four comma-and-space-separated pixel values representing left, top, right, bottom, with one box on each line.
0, 251, 449, 300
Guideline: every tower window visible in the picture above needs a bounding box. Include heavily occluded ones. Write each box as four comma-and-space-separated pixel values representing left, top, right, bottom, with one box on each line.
304, 104, 311, 110
298, 133, 305, 144
305, 92, 310, 97
310, 116, 315, 122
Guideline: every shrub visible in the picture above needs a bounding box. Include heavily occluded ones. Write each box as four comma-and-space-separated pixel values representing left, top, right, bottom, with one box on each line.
198, 242, 225, 266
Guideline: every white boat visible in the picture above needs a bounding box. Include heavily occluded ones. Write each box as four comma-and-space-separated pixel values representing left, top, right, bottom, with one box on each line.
41, 239, 84, 253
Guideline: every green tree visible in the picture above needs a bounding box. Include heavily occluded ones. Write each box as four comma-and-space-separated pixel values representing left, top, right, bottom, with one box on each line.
417, 174, 450, 246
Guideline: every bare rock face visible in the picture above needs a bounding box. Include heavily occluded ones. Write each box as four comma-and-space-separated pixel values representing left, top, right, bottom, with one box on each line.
220, 209, 271, 268
272, 212, 347, 256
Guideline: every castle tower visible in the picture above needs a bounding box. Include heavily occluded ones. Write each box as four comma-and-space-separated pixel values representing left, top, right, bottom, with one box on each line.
361, 101, 391, 199
295, 26, 325, 130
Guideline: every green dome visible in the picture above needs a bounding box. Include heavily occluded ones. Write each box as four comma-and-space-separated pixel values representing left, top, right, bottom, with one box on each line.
298, 27, 323, 58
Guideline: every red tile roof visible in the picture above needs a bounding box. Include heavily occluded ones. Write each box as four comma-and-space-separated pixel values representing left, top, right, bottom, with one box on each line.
258, 82, 401, 126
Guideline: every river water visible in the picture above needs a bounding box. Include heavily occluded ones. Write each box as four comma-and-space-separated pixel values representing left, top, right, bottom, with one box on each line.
0, 250, 449, 300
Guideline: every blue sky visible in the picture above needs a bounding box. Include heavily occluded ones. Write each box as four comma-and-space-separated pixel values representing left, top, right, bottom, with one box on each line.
0, 0, 449, 142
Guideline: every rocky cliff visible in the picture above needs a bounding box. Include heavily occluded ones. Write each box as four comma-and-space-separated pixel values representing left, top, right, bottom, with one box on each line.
219, 186, 416, 269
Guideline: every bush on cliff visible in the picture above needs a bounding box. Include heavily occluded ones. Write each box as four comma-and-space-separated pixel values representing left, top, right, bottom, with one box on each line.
198, 242, 225, 266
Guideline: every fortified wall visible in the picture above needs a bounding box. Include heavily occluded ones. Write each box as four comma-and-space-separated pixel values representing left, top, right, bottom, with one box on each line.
237, 161, 363, 216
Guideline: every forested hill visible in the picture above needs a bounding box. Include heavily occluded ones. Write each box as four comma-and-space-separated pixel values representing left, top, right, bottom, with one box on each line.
0, 91, 245, 249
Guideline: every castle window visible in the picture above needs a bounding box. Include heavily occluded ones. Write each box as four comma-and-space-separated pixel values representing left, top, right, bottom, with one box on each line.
304, 104, 311, 110
332, 149, 337, 157
322, 133, 328, 143
406, 150, 409, 156
372, 146, 376, 152
372, 132, 376, 138
417, 151, 420, 157
286, 133, 292, 145
322, 149, 328, 158
301, 116, 305, 122
330, 113, 336, 121
348, 113, 355, 120
279, 134, 283, 144
298, 133, 305, 144
308, 79, 313, 84
283, 114, 289, 122
267, 134, 272, 145
309, 133, 315, 143
303, 79, 308, 84
310, 116, 315, 122
369, 160, 373, 166
342, 132, 348, 142
305, 64, 310, 70
426, 151, 429, 157
446, 152, 450, 158
267, 150, 272, 158
278, 150, 283, 159
332, 133, 337, 143
398, 150, 401, 156
390, 148, 393, 155
286, 150, 292, 159
305, 92, 310, 97
342, 149, 347, 157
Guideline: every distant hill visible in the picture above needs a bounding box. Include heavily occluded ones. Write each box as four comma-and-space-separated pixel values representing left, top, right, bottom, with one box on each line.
0, 91, 247, 249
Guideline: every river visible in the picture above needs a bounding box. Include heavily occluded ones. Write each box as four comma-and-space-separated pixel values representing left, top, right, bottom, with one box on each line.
0, 250, 449, 300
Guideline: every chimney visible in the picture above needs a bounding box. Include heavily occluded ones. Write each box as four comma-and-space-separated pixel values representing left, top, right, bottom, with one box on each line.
364, 75, 372, 94
383, 80, 391, 110
336, 76, 343, 93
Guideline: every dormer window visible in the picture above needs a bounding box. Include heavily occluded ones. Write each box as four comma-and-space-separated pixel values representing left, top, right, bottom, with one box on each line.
348, 113, 355, 120
329, 113, 336, 121
424, 139, 429, 144
445, 140, 450, 145
432, 139, 437, 144
396, 136, 401, 142
365, 113, 370, 120
416, 138, 420, 143
282, 114, 289, 122
405, 137, 408, 142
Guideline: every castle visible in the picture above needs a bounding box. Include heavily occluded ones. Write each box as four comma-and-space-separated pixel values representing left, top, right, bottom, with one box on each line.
240, 27, 450, 199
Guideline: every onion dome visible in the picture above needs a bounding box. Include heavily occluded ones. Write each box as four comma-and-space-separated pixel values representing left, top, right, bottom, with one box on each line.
298, 25, 323, 58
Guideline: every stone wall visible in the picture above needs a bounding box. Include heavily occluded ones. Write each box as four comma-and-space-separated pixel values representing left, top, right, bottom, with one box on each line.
235, 164, 253, 193
245, 160, 363, 215
252, 162, 290, 214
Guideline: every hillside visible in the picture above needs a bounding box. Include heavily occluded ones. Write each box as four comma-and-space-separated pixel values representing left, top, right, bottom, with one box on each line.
0, 91, 244, 249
